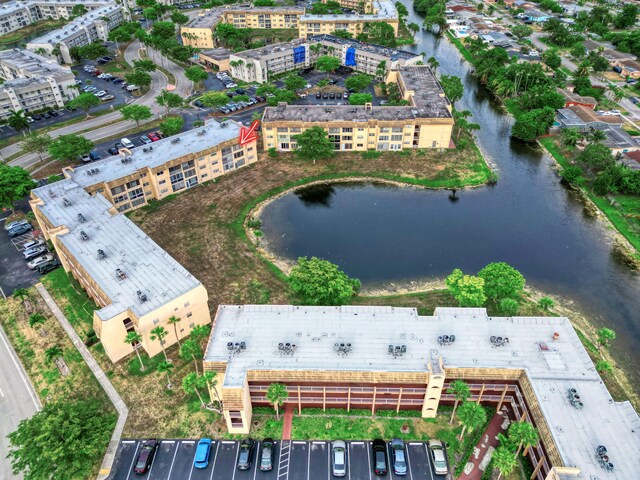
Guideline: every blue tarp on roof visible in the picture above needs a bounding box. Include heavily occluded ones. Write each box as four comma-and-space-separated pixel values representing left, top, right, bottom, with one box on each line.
345, 47, 356, 66
293, 46, 306, 64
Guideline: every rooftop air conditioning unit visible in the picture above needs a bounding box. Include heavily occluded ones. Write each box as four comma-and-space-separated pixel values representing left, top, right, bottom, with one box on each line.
97, 249, 106, 260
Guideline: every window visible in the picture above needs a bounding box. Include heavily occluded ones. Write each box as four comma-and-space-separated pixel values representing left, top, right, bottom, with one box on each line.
391, 135, 402, 142
379, 136, 389, 141
110, 185, 125, 195
159, 179, 166, 185
152, 318, 159, 325
187, 312, 193, 318
342, 127, 353, 133
156, 170, 164, 176
280, 143, 289, 149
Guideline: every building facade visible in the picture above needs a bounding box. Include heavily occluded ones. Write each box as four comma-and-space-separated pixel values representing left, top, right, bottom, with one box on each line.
26, 4, 126, 64
203, 305, 640, 480
0, 48, 78, 118
228, 34, 422, 83
60, 119, 258, 213
262, 66, 454, 152
322, 0, 374, 13
0, 0, 112, 35
222, 6, 304, 30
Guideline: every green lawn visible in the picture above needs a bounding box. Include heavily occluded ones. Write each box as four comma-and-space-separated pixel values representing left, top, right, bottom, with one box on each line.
41, 269, 96, 336
445, 30, 476, 65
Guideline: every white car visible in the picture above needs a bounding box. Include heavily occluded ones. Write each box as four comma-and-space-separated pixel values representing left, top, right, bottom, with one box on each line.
428, 439, 449, 475
22, 237, 44, 250
97, 73, 108, 79
610, 109, 621, 115
126, 84, 139, 91
94, 91, 107, 97
4, 219, 29, 231
26, 116, 34, 123
121, 137, 135, 149
27, 254, 55, 270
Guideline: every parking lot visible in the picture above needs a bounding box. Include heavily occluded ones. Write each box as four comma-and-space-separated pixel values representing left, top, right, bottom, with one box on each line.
110, 439, 447, 480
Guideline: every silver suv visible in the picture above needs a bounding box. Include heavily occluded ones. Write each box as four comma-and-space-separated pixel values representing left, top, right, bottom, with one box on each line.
428, 439, 449, 475
332, 440, 347, 477
390, 439, 407, 475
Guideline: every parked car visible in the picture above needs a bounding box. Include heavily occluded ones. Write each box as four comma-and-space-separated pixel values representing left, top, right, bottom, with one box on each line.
42, 112, 51, 119
26, 116, 34, 123
32, 114, 42, 120
332, 440, 347, 477
36, 258, 60, 274
126, 84, 140, 91
194, 100, 205, 108
220, 107, 230, 114
133, 439, 158, 474
94, 91, 107, 97
23, 245, 47, 260
147, 132, 160, 142
235, 88, 245, 94
79, 154, 91, 163
390, 439, 407, 476
113, 78, 124, 84
65, 106, 77, 111
372, 439, 388, 475
121, 137, 135, 149
89, 151, 101, 161
27, 253, 55, 270
140, 135, 152, 145
193, 438, 212, 469
101, 95, 115, 102
260, 438, 275, 471
323, 92, 329, 99
343, 92, 349, 99
428, 439, 448, 475
237, 438, 255, 470
22, 237, 44, 250
8, 223, 33, 237
329, 92, 335, 99
108, 146, 119, 155
49, 110, 59, 117
5, 219, 30, 231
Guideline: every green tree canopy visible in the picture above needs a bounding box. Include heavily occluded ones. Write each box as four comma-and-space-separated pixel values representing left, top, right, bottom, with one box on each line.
71, 4, 87, 16
348, 93, 373, 105
448, 380, 470, 423
151, 21, 177, 40
511, 25, 533, 40
292, 126, 334, 163
542, 48, 562, 69
315, 55, 341, 73
266, 383, 288, 419
499, 298, 520, 316
445, 268, 486, 307
345, 74, 372, 92
170, 11, 189, 25
288, 256, 361, 305
284, 75, 307, 92
357, 22, 396, 47
133, 59, 157, 72
439, 74, 464, 105
68, 92, 100, 117
76, 42, 109, 60
457, 401, 487, 439
254, 0, 275, 5
614, 4, 639, 29
478, 262, 525, 300
7, 109, 29, 135
597, 327, 616, 347
0, 165, 33, 208
511, 107, 555, 142
492, 447, 518, 480
120, 104, 153, 126
266, 90, 297, 106
124, 70, 152, 89
48, 134, 94, 162
332, 29, 353, 39
21, 131, 52, 163
576, 142, 614, 172
160, 116, 184, 137
199, 91, 230, 108
156, 90, 183, 114
7, 399, 115, 480
184, 65, 208, 83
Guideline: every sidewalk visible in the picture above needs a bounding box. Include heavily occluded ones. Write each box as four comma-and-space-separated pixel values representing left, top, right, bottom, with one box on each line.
36, 283, 128, 480
458, 412, 508, 480
282, 404, 294, 440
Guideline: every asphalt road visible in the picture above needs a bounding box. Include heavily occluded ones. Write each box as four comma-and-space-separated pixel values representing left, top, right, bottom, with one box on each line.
109, 439, 447, 480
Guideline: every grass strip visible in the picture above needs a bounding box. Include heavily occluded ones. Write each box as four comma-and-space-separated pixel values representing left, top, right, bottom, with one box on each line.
445, 30, 476, 65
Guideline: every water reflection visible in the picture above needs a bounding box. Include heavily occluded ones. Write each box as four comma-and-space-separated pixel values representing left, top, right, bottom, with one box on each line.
294, 184, 336, 208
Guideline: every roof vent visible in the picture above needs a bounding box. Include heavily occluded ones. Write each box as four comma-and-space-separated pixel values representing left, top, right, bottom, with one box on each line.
278, 342, 297, 356
197, 129, 206, 136
137, 290, 148, 303
227, 341, 246, 354
115, 268, 127, 280
334, 342, 352, 356
77, 213, 86, 223
121, 156, 133, 163
97, 249, 106, 260
79, 230, 89, 241
62, 197, 71, 206
170, 138, 181, 144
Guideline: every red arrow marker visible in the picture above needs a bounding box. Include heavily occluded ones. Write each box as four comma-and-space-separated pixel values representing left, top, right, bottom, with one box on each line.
239, 120, 260, 145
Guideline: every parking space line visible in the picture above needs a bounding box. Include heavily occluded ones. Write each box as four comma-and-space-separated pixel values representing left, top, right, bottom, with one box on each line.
166, 442, 180, 479
424, 443, 435, 480
405, 444, 414, 480
187, 451, 196, 480
125, 442, 141, 480
347, 442, 351, 480
327, 442, 330, 480
231, 442, 240, 480
122, 440, 136, 444
208, 441, 220, 480
253, 441, 261, 480
307, 442, 311, 480
365, 441, 372, 480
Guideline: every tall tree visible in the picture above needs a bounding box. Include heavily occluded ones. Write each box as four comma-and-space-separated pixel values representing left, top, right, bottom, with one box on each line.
124, 331, 145, 371
7, 400, 115, 480
12, 288, 30, 303
28, 313, 47, 329
315, 55, 341, 73
508, 421, 539, 456
170, 11, 189, 25
448, 380, 470, 423
48, 134, 94, 163
493, 446, 517, 480
156, 90, 183, 115
445, 268, 486, 307
478, 262, 525, 301
561, 128, 582, 147
457, 401, 487, 440
439, 75, 464, 105
288, 256, 361, 305
597, 328, 616, 347
199, 371, 221, 407
182, 371, 207, 407
266, 383, 288, 420
184, 66, 208, 83
168, 315, 182, 348
292, 126, 334, 164
45, 345, 63, 363
133, 59, 157, 72
157, 360, 175, 388
427, 56, 439, 73
120, 104, 153, 127
7, 110, 29, 136
124, 70, 152, 90
159, 116, 184, 137
344, 74, 372, 92
199, 91, 230, 108
190, 325, 210, 351
179, 338, 202, 374
21, 131, 52, 163
150, 326, 170, 361
68, 92, 100, 118
0, 165, 33, 209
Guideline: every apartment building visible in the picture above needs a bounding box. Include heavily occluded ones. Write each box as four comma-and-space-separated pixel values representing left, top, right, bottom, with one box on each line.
30, 180, 211, 363
26, 4, 125, 64
203, 305, 640, 480
0, 0, 111, 35
229, 34, 421, 83
322, 0, 374, 13
299, 0, 398, 38
0, 48, 78, 118
60, 119, 258, 214
180, 8, 223, 49
262, 66, 454, 152
222, 6, 304, 30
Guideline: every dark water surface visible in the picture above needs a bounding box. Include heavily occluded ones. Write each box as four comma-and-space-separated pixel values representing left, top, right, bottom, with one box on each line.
260, 4, 640, 383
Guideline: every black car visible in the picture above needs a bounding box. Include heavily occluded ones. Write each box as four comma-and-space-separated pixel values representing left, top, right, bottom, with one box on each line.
336, 92, 343, 99
36, 259, 60, 274
323, 92, 329, 99
114, 142, 123, 150
259, 438, 275, 471
133, 439, 159, 474
372, 439, 388, 475
237, 438, 255, 470
49, 110, 59, 117
226, 92, 235, 98
89, 151, 101, 161
42, 112, 51, 119
113, 78, 124, 84
194, 100, 205, 108
329, 92, 335, 99
107, 147, 118, 155
235, 88, 245, 94
65, 106, 77, 111
32, 114, 42, 120
316, 91, 321, 98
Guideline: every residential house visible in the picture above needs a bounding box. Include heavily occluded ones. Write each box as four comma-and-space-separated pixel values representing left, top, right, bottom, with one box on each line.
557, 88, 597, 109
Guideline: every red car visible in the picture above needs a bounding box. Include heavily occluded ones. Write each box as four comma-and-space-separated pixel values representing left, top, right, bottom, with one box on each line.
147, 132, 160, 142
133, 439, 158, 474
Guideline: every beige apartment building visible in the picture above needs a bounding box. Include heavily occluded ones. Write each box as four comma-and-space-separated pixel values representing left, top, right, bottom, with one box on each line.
228, 34, 421, 83
0, 48, 78, 118
322, 0, 374, 13
0, 0, 112, 35
262, 66, 454, 152
60, 120, 258, 213
203, 305, 640, 480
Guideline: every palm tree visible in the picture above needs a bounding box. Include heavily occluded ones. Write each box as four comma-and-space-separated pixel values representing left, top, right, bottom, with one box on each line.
562, 127, 582, 147
576, 60, 593, 77
266, 383, 288, 420
182, 372, 207, 407
448, 380, 470, 423
179, 338, 202, 374
7, 110, 29, 136
157, 360, 175, 389
150, 326, 170, 361
13, 288, 30, 303
168, 315, 182, 348
493, 446, 517, 480
457, 401, 487, 440
28, 313, 47, 329
589, 129, 607, 143
453, 110, 472, 141
45, 345, 63, 363
190, 324, 210, 351
427, 56, 439, 73
124, 331, 145, 371
199, 371, 221, 407
508, 421, 539, 456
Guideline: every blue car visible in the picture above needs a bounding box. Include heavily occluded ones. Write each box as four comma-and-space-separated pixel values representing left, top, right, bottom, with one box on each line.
194, 438, 212, 469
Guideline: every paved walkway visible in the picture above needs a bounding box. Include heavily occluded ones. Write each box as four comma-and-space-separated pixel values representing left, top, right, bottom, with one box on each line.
36, 283, 128, 480
458, 412, 508, 480
282, 404, 294, 440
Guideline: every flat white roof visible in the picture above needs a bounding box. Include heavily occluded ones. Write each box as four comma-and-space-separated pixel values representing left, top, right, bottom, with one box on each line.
69, 119, 242, 188
301, 0, 397, 21
205, 305, 640, 479
33, 180, 202, 321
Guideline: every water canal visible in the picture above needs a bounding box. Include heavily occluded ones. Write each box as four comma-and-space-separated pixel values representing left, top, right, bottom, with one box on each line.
259, 4, 640, 383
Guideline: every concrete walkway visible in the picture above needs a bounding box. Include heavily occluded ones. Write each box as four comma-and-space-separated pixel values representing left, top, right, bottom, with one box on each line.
282, 404, 294, 440
458, 412, 508, 480
36, 283, 128, 480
